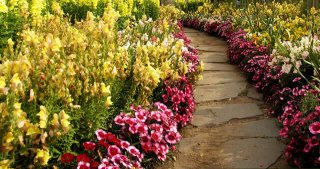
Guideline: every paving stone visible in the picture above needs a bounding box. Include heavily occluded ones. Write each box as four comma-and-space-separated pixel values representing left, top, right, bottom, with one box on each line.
197, 44, 228, 52
247, 86, 264, 101
204, 63, 238, 71
200, 52, 228, 63
223, 118, 279, 137
192, 103, 263, 126
198, 71, 246, 85
221, 138, 285, 168
195, 82, 247, 102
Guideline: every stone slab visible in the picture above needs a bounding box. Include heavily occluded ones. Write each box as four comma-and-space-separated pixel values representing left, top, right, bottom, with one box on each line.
198, 71, 246, 85
200, 52, 228, 63
195, 82, 247, 102
197, 44, 228, 52
192, 103, 263, 126
221, 138, 285, 168
204, 63, 238, 71
247, 86, 263, 101
223, 118, 279, 137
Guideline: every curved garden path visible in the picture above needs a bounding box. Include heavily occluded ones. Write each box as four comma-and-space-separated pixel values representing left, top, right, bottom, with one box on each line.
156, 28, 291, 169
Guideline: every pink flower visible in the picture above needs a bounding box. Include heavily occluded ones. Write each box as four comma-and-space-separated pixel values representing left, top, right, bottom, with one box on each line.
129, 124, 138, 134
96, 129, 107, 140
308, 136, 319, 147
127, 146, 140, 156
83, 142, 96, 151
151, 130, 163, 142
108, 145, 121, 157
151, 111, 162, 121
135, 110, 148, 122
309, 122, 320, 134
165, 131, 181, 144
77, 161, 90, 169
114, 114, 125, 126
120, 141, 130, 149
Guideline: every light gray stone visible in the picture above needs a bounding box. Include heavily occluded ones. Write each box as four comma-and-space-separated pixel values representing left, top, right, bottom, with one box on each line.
192, 103, 262, 126
195, 82, 247, 102
198, 71, 246, 85
224, 118, 279, 137
221, 138, 285, 168
197, 44, 228, 52
200, 52, 228, 63
247, 86, 264, 101
204, 63, 238, 71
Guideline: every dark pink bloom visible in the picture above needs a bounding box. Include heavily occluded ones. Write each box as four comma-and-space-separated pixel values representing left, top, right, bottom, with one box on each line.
108, 145, 121, 157
77, 154, 91, 163
83, 142, 96, 151
61, 153, 75, 163
120, 141, 130, 149
308, 136, 319, 147
165, 131, 181, 144
309, 122, 320, 134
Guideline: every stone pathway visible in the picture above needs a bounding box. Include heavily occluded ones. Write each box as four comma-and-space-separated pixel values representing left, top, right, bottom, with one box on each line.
155, 28, 291, 169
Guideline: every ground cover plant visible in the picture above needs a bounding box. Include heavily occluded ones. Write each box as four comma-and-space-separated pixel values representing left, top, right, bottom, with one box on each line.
178, 0, 320, 168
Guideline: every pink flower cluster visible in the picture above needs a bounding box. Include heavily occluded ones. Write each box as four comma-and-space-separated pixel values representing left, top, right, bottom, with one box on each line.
61, 129, 143, 169
115, 102, 182, 161
182, 17, 320, 168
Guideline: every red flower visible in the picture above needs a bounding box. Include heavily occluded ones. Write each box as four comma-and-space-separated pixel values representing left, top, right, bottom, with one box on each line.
83, 142, 96, 151
108, 145, 121, 157
90, 161, 99, 169
61, 153, 75, 163
77, 154, 91, 163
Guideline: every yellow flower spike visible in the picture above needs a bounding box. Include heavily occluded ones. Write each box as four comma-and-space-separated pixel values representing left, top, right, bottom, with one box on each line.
59, 110, 70, 132
100, 83, 111, 96
26, 123, 41, 135
4, 132, 14, 144
37, 106, 48, 129
0, 76, 5, 88
51, 113, 59, 129
105, 96, 113, 109
10, 73, 22, 91
34, 148, 50, 166
0, 0, 8, 13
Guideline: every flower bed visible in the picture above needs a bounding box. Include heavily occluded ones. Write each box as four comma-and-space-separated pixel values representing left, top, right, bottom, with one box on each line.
0, 1, 202, 168
181, 6, 320, 168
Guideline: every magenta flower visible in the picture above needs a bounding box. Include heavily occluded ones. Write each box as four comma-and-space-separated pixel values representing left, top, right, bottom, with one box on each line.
96, 129, 107, 141
309, 122, 320, 134
165, 131, 181, 144
108, 145, 121, 157
308, 136, 319, 147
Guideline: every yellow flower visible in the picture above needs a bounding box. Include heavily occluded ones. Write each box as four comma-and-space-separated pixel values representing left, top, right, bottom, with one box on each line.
0, 160, 11, 169
4, 132, 14, 143
37, 106, 48, 128
51, 113, 59, 129
34, 148, 50, 166
100, 83, 111, 96
26, 124, 41, 135
0, 0, 8, 13
105, 96, 113, 108
10, 73, 22, 90
59, 110, 70, 132
0, 76, 5, 88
